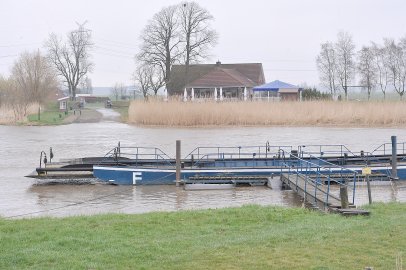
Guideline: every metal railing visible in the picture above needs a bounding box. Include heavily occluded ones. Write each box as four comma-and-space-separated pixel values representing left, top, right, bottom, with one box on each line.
281, 153, 359, 210
185, 143, 293, 166
98, 144, 174, 167
298, 144, 357, 158
371, 142, 406, 156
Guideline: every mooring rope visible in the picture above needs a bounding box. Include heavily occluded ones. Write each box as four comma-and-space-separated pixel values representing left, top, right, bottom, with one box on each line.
4, 188, 130, 219
4, 173, 177, 219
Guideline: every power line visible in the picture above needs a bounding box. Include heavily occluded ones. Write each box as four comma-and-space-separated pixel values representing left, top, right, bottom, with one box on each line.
0, 54, 18, 58
263, 69, 317, 72
218, 57, 315, 63
0, 42, 41, 48
93, 45, 135, 56
94, 38, 138, 50
93, 51, 134, 59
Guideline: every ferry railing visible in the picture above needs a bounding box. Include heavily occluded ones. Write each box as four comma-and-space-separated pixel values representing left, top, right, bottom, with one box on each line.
298, 144, 357, 158
281, 154, 358, 210
185, 144, 292, 167
371, 142, 406, 156
299, 145, 393, 167
185, 144, 292, 160
98, 145, 174, 167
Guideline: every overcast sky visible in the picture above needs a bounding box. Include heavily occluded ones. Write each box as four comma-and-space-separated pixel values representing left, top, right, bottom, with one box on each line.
1, 0, 405, 87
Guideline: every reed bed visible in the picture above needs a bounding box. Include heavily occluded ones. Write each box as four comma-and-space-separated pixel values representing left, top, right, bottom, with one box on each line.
0, 104, 38, 124
128, 100, 406, 127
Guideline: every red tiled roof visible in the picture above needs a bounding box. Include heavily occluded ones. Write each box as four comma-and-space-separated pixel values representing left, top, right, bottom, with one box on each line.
187, 68, 255, 88
167, 63, 265, 95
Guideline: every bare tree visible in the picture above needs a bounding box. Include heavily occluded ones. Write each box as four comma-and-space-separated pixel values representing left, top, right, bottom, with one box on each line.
137, 5, 182, 86
11, 51, 58, 119
335, 32, 355, 100
45, 23, 93, 100
111, 83, 127, 100
0, 75, 30, 121
80, 76, 93, 94
111, 83, 120, 101
119, 84, 127, 99
148, 65, 165, 96
385, 39, 406, 99
178, 1, 218, 82
316, 42, 338, 96
371, 42, 390, 99
398, 36, 406, 99
357, 46, 377, 100
0, 74, 6, 107
133, 64, 151, 99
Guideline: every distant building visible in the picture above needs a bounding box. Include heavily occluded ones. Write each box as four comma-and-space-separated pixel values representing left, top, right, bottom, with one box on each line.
253, 80, 302, 101
167, 61, 265, 101
57, 94, 110, 111
57, 96, 69, 111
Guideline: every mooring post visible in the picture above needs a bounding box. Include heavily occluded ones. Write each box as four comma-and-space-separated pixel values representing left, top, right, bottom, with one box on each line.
391, 135, 398, 180
176, 140, 181, 187
366, 174, 372, 204
340, 186, 349, 209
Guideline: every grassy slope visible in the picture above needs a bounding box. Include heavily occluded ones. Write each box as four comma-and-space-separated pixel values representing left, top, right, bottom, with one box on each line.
26, 102, 71, 125
0, 203, 405, 269
112, 100, 129, 122
27, 111, 71, 125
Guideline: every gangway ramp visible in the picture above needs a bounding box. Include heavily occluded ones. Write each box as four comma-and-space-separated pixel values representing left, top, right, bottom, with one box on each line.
280, 154, 370, 215
280, 173, 352, 210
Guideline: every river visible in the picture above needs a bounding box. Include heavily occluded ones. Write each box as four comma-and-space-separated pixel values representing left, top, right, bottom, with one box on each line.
1, 108, 405, 218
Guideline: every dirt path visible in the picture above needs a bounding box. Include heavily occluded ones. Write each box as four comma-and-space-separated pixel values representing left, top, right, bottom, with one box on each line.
62, 109, 103, 124
73, 109, 103, 123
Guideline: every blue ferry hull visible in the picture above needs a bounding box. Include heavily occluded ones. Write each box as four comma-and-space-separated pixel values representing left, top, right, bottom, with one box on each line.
93, 165, 406, 185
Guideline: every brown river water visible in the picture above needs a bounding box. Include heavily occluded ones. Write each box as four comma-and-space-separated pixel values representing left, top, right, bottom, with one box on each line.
0, 108, 405, 218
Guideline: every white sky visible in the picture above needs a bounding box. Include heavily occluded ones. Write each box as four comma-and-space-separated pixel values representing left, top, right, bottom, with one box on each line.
1, 0, 405, 87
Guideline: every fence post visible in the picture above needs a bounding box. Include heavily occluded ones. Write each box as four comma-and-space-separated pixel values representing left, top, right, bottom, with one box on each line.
366, 174, 372, 204
391, 135, 398, 180
176, 140, 181, 187
340, 186, 349, 209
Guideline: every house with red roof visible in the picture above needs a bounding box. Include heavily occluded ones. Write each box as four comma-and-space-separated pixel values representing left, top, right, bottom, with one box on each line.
166, 61, 265, 101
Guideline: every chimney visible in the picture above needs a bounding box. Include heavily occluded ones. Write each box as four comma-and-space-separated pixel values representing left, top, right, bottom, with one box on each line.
216, 60, 221, 66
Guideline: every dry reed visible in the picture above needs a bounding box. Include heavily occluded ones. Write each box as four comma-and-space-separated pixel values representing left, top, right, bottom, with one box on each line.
0, 104, 38, 125
128, 100, 406, 127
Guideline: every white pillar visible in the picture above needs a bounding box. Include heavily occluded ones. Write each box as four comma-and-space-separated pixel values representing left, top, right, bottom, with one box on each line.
191, 88, 195, 101
183, 88, 187, 102
267, 90, 270, 102
220, 87, 223, 101
244, 87, 247, 101
164, 88, 168, 102
214, 88, 218, 101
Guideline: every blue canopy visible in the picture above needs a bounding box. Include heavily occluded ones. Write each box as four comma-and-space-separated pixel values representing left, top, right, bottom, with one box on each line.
253, 80, 300, 92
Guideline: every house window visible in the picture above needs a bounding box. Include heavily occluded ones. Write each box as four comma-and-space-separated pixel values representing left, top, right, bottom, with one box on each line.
60, 101, 67, 110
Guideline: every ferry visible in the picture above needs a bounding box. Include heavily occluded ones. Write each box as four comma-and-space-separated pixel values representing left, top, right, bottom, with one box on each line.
27, 139, 406, 185
92, 141, 406, 185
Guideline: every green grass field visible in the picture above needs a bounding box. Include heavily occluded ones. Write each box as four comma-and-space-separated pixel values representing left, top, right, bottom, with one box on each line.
27, 111, 71, 125
26, 102, 72, 125
0, 203, 404, 269
112, 100, 129, 122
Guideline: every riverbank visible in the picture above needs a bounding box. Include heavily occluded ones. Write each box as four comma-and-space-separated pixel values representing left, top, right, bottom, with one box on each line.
0, 105, 104, 126
128, 100, 406, 127
0, 203, 404, 269
0, 104, 38, 125
111, 100, 130, 122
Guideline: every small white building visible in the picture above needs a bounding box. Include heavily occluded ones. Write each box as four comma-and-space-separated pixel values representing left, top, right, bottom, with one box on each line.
57, 96, 69, 111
